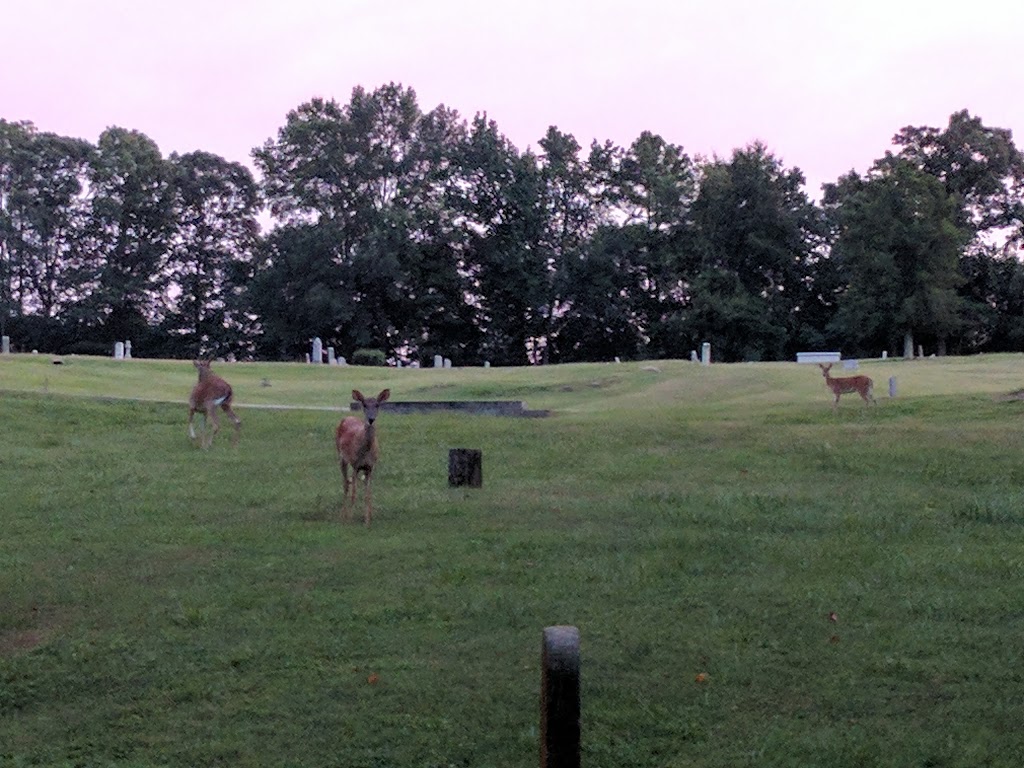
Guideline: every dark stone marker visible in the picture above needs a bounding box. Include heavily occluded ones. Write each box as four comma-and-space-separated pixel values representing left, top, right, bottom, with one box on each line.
448, 448, 482, 487
889, 376, 897, 398
541, 625, 580, 768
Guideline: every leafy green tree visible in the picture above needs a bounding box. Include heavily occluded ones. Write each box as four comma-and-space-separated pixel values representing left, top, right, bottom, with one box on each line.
686, 142, 819, 361
163, 151, 260, 358
454, 114, 547, 366
79, 127, 175, 343
892, 110, 1024, 239
254, 83, 471, 362
607, 132, 699, 360
824, 159, 967, 357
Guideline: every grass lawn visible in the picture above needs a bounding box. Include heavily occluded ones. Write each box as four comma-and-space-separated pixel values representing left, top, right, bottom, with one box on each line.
2, 353, 1024, 766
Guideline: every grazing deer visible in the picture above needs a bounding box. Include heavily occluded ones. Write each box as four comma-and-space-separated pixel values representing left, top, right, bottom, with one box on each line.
819, 363, 876, 411
188, 360, 241, 448
336, 388, 390, 526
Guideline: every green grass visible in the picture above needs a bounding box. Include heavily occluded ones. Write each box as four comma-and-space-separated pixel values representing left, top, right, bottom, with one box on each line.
3, 353, 1024, 766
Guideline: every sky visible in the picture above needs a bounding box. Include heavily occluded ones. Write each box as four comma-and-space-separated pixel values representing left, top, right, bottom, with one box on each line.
4, 0, 1024, 200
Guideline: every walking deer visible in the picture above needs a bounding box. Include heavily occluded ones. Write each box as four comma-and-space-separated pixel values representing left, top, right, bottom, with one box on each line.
819, 363, 876, 411
188, 360, 241, 448
336, 388, 390, 526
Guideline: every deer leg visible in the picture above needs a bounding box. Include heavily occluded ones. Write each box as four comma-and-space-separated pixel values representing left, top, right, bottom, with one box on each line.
340, 459, 353, 522
363, 472, 372, 527
205, 405, 221, 448
188, 407, 198, 440
222, 403, 241, 445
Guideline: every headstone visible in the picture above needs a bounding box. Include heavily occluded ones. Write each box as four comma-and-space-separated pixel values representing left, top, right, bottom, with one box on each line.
124, 340, 132, 360
918, 345, 924, 358
311, 337, 323, 364
114, 341, 124, 360
889, 376, 897, 398
327, 346, 336, 365
614, 356, 621, 363
690, 350, 698, 362
1, 336, 9, 354
882, 350, 888, 359
541, 626, 581, 768
397, 360, 403, 368
305, 353, 311, 363
701, 342, 711, 366
484, 361, 490, 368
434, 354, 443, 368
448, 448, 483, 488
443, 358, 452, 369
338, 356, 347, 366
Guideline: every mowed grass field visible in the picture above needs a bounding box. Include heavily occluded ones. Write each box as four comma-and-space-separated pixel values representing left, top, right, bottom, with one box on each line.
3, 353, 1024, 767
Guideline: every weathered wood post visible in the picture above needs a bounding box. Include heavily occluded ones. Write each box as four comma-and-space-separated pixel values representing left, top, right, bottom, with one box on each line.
448, 449, 482, 488
541, 625, 580, 768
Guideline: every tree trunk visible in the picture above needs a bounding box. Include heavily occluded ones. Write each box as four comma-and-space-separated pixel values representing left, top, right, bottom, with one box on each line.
903, 331, 915, 359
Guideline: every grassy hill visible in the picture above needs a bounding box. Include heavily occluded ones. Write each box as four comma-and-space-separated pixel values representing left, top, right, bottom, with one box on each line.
2, 353, 1024, 766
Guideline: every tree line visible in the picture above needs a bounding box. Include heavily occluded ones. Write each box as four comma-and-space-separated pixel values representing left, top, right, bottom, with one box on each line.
2, 83, 1023, 365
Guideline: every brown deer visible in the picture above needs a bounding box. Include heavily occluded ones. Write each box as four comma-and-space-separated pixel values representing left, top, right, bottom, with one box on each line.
819, 363, 875, 411
336, 388, 390, 526
188, 360, 241, 448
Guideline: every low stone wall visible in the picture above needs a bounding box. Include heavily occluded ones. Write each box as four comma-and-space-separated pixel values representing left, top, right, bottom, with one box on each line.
350, 400, 550, 418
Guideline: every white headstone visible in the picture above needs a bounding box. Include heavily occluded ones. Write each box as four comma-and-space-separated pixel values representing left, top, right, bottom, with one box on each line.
614, 356, 621, 363
114, 341, 124, 360
311, 337, 323, 364
882, 350, 888, 359
434, 354, 443, 368
484, 361, 490, 368
327, 346, 336, 365
443, 358, 452, 368
338, 356, 347, 366
701, 342, 711, 366
690, 350, 698, 362
1, 336, 9, 354
124, 340, 132, 360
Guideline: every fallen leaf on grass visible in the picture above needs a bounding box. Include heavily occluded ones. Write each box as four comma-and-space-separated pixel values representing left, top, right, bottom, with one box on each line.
367, 673, 380, 685
695, 672, 709, 683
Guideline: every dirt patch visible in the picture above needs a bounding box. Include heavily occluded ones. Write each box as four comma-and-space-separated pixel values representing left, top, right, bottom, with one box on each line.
0, 628, 47, 656
994, 389, 1024, 401
0, 605, 62, 657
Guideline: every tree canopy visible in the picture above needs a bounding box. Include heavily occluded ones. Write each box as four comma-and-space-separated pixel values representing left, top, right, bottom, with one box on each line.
2, 94, 1023, 363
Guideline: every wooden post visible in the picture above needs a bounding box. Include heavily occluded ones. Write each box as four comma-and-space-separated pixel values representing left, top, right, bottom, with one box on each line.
541, 625, 580, 768
448, 448, 482, 487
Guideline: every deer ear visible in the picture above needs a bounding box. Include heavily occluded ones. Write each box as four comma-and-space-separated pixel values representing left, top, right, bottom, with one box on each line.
377, 389, 391, 403
352, 390, 364, 402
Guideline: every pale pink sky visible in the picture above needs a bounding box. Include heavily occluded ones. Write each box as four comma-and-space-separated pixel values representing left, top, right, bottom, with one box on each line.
5, 0, 1023, 199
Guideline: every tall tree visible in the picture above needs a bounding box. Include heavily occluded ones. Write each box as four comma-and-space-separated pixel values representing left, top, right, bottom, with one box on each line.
164, 151, 260, 358
686, 143, 819, 361
892, 110, 1024, 241
254, 84, 471, 361
824, 159, 967, 357
80, 127, 175, 343
455, 115, 547, 365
